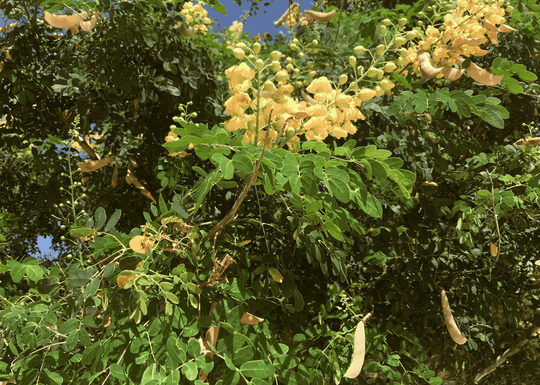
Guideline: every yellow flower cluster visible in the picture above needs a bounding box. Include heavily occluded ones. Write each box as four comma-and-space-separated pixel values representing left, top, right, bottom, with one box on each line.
226, 21, 244, 49
223, 51, 372, 147
181, 1, 212, 34
417, 0, 513, 69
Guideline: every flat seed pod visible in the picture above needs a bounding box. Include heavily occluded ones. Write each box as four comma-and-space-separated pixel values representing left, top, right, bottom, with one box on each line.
344, 317, 368, 378
77, 157, 114, 172
441, 289, 468, 345
484, 21, 499, 45
418, 49, 443, 78
44, 11, 88, 33
515, 138, 540, 146
499, 24, 517, 33
442, 66, 465, 81
111, 162, 119, 188
79, 15, 98, 31
463, 61, 503, 86
305, 9, 336, 22
301, 91, 318, 106
274, 3, 298, 27
240, 312, 264, 325
293, 111, 309, 119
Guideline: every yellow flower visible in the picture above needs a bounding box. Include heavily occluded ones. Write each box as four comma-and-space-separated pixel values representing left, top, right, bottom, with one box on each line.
225, 63, 256, 93
307, 76, 333, 98
225, 115, 248, 132
224, 92, 251, 116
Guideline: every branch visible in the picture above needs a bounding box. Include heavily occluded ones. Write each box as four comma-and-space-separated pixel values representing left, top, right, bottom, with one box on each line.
473, 323, 540, 383
202, 110, 274, 244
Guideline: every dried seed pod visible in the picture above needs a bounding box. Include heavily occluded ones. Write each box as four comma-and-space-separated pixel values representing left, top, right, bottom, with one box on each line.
344, 313, 371, 378
77, 157, 114, 172
305, 9, 336, 22
422, 181, 438, 187
441, 289, 468, 345
111, 162, 119, 188
418, 49, 443, 78
301, 91, 318, 106
274, 3, 298, 27
515, 138, 540, 146
79, 15, 98, 31
463, 61, 503, 86
490, 242, 498, 257
240, 312, 264, 325
44, 11, 88, 33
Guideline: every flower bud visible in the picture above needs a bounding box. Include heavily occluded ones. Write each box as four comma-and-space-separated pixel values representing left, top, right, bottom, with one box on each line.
506, 6, 514, 12
255, 58, 265, 71
382, 19, 392, 26
233, 48, 245, 60
275, 70, 289, 83
290, 43, 298, 51
384, 62, 397, 72
264, 80, 277, 93
375, 44, 385, 57
358, 88, 376, 101
253, 42, 261, 54
308, 70, 316, 78
349, 56, 357, 67
293, 38, 299, 44
356, 66, 364, 75
393, 36, 407, 47
286, 56, 293, 64
270, 51, 282, 61
396, 57, 408, 66
286, 63, 294, 72
338, 74, 348, 85
312, 39, 318, 45
298, 52, 305, 59
271, 61, 281, 71
353, 45, 366, 55
374, 85, 384, 97
380, 78, 395, 91
379, 25, 387, 36
294, 68, 300, 76
398, 18, 407, 27
377, 69, 384, 79
406, 31, 417, 40
366, 67, 378, 77
235, 42, 248, 50
248, 54, 255, 61
418, 20, 424, 26
417, 11, 426, 18
312, 48, 319, 54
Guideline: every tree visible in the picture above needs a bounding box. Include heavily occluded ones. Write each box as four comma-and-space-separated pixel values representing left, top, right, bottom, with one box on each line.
1, 0, 540, 384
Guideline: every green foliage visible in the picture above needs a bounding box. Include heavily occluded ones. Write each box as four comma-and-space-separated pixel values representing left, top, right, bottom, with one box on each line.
2, 0, 540, 384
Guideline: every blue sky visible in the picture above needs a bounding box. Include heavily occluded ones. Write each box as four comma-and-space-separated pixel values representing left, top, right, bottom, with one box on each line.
1, 0, 320, 257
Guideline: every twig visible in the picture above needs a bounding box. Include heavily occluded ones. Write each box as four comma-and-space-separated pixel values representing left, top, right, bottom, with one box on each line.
465, 170, 500, 274
473, 323, 540, 383
202, 109, 274, 244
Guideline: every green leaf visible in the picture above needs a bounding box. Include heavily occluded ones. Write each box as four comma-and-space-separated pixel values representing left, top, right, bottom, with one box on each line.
240, 360, 275, 379
325, 168, 350, 203
70, 227, 95, 238
7, 260, 25, 283
516, 70, 537, 82
110, 363, 127, 381
430, 377, 443, 385
94, 207, 107, 230
181, 361, 198, 381
104, 209, 122, 231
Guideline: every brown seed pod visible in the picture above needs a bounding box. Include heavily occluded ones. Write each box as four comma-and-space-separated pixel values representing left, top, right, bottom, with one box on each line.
77, 157, 114, 172
44, 11, 89, 33
343, 313, 371, 378
274, 3, 298, 27
418, 49, 443, 78
442, 66, 465, 81
305, 9, 336, 23
441, 289, 468, 345
458, 58, 503, 86
515, 138, 540, 146
301, 91, 318, 106
240, 312, 264, 325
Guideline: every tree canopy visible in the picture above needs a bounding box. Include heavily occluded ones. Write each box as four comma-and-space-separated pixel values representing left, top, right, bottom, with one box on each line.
1, 0, 540, 384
